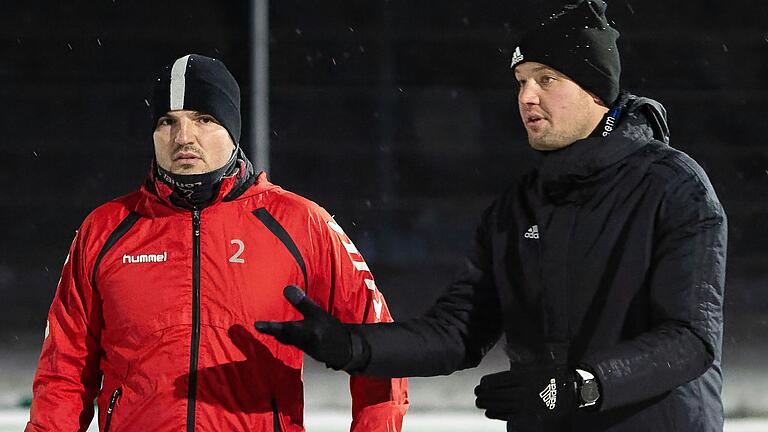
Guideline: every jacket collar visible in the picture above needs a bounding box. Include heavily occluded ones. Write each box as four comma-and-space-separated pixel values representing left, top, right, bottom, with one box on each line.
536, 92, 669, 203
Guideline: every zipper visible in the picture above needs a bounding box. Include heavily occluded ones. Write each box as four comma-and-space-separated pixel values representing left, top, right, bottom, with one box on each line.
104, 387, 122, 432
187, 209, 202, 432
272, 398, 282, 432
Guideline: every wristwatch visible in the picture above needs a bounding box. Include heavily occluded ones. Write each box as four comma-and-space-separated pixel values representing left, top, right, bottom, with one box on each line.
575, 368, 600, 408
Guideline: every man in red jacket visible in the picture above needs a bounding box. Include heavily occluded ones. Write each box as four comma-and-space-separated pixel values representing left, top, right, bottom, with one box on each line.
26, 53, 408, 432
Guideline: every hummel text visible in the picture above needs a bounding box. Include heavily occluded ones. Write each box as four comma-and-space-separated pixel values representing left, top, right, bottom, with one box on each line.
123, 252, 168, 264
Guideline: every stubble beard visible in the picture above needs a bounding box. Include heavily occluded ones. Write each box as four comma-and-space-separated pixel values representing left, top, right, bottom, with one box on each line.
527, 126, 576, 151
526, 105, 598, 151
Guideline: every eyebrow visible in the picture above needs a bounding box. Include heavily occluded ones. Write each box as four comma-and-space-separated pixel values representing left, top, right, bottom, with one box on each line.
514, 66, 559, 80
160, 110, 207, 118
525, 66, 558, 76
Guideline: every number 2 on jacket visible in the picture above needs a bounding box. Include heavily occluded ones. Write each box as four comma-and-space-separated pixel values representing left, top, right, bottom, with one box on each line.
229, 239, 245, 263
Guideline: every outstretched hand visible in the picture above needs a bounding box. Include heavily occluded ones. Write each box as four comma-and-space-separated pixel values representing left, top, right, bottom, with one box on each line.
255, 285, 357, 371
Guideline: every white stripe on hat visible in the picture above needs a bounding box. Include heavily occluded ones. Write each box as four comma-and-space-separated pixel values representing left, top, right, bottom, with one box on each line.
169, 55, 191, 110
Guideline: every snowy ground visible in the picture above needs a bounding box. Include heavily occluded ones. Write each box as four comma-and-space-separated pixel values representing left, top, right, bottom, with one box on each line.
3, 409, 768, 431
2, 329, 767, 430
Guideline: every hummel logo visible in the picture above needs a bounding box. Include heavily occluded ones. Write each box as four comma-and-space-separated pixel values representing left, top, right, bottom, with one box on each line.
123, 252, 168, 264
524, 225, 539, 239
539, 378, 557, 410
510, 46, 524, 68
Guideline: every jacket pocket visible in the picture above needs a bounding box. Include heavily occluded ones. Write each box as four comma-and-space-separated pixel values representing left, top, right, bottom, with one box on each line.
104, 387, 122, 432
272, 398, 282, 432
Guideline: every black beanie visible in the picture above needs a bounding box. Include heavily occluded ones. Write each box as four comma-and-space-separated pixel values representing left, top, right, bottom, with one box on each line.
151, 54, 241, 145
510, 0, 621, 105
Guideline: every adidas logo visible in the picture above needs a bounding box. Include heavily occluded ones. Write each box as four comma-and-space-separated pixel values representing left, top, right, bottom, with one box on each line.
510, 46, 524, 68
539, 378, 557, 410
524, 225, 539, 239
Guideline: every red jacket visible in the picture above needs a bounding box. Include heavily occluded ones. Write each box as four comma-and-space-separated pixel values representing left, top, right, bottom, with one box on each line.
27, 166, 408, 431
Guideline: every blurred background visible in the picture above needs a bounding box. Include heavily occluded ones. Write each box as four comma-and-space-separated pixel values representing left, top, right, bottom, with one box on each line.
1, 0, 767, 429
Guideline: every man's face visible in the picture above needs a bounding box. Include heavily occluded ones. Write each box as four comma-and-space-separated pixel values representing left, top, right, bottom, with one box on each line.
514, 62, 608, 151
153, 110, 235, 174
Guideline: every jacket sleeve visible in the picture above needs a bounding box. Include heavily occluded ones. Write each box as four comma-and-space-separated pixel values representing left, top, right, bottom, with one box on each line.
26, 223, 104, 431
359, 204, 504, 377
580, 164, 727, 412
306, 209, 408, 432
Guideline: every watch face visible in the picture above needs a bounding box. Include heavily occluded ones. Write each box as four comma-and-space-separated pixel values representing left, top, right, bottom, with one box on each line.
580, 381, 600, 403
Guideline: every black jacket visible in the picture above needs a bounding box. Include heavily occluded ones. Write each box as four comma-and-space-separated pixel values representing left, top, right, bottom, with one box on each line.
361, 93, 727, 432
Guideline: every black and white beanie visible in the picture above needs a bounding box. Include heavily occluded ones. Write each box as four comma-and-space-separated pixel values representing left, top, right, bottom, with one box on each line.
510, 0, 621, 105
151, 54, 241, 145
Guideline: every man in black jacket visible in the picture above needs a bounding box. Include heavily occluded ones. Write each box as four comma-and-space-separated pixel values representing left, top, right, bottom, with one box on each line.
255, 1, 727, 431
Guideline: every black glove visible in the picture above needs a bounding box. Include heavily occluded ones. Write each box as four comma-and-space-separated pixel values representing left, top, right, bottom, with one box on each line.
474, 364, 577, 425
254, 285, 369, 371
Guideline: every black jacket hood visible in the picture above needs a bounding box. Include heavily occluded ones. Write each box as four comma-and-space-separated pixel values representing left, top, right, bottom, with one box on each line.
618, 92, 670, 145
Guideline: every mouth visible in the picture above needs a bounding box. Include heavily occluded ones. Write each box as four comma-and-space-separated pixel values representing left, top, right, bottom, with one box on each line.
524, 113, 547, 127
173, 151, 202, 162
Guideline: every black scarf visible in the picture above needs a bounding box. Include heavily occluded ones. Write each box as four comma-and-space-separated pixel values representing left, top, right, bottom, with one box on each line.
156, 150, 239, 209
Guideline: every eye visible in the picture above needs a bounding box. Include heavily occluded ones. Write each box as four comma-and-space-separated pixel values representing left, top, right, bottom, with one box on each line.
196, 115, 219, 124
539, 75, 556, 86
156, 117, 174, 127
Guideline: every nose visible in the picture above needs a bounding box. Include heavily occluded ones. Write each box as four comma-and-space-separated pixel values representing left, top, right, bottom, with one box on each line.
173, 117, 194, 145
518, 81, 540, 106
